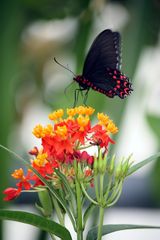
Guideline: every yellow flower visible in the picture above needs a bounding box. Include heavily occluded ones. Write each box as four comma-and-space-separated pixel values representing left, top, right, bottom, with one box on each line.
97, 113, 118, 134
75, 106, 94, 115
67, 108, 76, 118
48, 109, 64, 122
43, 124, 54, 136
34, 153, 48, 167
97, 113, 109, 125
56, 125, 68, 139
32, 124, 45, 138
77, 115, 89, 131
106, 120, 118, 134
85, 106, 95, 116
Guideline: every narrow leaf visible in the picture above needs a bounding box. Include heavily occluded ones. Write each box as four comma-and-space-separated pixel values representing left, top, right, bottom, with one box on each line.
127, 152, 160, 176
54, 169, 76, 215
0, 209, 72, 240
86, 224, 160, 240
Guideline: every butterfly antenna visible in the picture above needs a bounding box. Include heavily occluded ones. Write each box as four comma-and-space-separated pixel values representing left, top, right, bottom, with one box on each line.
54, 57, 76, 77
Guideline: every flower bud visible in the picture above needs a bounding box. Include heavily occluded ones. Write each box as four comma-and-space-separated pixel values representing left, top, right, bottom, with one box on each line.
121, 154, 133, 177
115, 162, 122, 180
98, 149, 103, 173
93, 155, 98, 175
108, 154, 116, 174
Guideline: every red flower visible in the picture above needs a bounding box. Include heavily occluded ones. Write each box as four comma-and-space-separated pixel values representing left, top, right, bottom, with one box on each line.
42, 135, 73, 158
81, 151, 94, 165
91, 125, 115, 148
3, 188, 21, 201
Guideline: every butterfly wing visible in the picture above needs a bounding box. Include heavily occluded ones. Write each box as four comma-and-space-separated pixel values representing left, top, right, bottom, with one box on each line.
82, 29, 132, 98
83, 29, 121, 76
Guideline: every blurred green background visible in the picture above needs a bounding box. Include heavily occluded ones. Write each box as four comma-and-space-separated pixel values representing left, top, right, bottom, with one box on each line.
0, 0, 160, 239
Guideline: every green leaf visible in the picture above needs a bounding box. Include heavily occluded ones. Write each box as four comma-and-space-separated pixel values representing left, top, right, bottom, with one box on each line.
86, 224, 160, 240
127, 152, 160, 176
54, 169, 76, 215
0, 209, 72, 240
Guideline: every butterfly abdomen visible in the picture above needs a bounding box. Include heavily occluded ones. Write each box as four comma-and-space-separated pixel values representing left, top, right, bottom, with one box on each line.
74, 75, 106, 93
74, 75, 114, 96
74, 76, 90, 89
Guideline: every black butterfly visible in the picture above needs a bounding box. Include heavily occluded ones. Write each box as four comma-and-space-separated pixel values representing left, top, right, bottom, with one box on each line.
55, 29, 133, 105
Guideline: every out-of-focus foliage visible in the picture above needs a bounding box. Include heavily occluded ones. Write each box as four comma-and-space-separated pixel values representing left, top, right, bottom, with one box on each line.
0, 0, 160, 239
21, 0, 90, 19
146, 114, 160, 206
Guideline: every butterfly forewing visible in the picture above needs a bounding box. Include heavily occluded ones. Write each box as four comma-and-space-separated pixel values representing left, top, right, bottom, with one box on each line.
83, 29, 121, 78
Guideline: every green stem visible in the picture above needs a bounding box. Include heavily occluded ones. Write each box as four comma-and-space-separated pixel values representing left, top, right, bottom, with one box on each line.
107, 181, 122, 204
97, 172, 105, 240
74, 161, 83, 240
107, 182, 123, 207
78, 145, 93, 150
76, 180, 83, 240
99, 174, 104, 202
104, 176, 112, 201
97, 206, 105, 240
81, 183, 98, 205
95, 175, 100, 202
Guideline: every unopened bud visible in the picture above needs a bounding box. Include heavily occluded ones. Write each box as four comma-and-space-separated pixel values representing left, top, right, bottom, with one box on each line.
108, 154, 116, 174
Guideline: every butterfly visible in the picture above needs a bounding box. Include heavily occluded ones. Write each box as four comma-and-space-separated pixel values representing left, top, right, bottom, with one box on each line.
54, 29, 133, 105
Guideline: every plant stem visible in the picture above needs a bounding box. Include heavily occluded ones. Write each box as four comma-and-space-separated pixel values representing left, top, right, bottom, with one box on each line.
97, 172, 105, 240
107, 182, 123, 207
99, 174, 104, 201
104, 176, 113, 201
78, 145, 93, 150
95, 175, 100, 201
74, 161, 83, 240
81, 183, 98, 205
97, 206, 105, 240
76, 179, 83, 240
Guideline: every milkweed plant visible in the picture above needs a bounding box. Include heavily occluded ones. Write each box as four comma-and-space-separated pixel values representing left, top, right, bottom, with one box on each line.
0, 106, 160, 240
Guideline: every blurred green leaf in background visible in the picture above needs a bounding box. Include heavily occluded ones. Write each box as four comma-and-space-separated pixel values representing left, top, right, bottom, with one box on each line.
0, 0, 160, 239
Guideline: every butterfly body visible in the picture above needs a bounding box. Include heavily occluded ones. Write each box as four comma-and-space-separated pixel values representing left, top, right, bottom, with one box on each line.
74, 29, 133, 100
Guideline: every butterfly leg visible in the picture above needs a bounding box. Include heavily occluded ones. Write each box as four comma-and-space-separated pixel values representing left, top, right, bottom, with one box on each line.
73, 87, 89, 107
73, 89, 80, 107
83, 88, 89, 106
79, 87, 89, 106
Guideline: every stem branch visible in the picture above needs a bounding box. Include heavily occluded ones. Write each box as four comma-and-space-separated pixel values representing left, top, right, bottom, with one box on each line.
97, 206, 105, 240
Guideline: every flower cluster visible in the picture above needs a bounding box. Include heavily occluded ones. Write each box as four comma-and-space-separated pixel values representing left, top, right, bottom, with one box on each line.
3, 106, 118, 201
